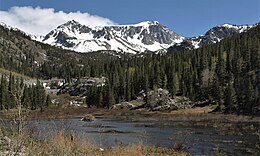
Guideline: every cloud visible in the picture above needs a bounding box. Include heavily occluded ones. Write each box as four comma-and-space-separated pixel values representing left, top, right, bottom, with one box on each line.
0, 6, 116, 35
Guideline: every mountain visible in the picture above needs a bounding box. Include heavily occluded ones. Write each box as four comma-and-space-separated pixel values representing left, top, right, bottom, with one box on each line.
0, 22, 134, 78
1, 21, 259, 115
37, 21, 253, 54
2, 21, 254, 54
38, 20, 185, 54
167, 24, 253, 52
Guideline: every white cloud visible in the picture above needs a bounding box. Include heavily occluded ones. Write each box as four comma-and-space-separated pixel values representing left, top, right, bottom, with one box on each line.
0, 6, 116, 35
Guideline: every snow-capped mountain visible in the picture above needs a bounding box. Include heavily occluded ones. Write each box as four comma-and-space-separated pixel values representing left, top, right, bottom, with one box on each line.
168, 24, 253, 52
39, 20, 185, 54
2, 21, 253, 54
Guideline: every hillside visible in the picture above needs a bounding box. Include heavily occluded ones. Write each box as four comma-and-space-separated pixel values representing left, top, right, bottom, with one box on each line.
0, 67, 31, 80
0, 24, 129, 79
0, 23, 259, 115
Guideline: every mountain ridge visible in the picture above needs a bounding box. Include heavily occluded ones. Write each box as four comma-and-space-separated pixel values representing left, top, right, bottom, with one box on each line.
167, 23, 254, 53
38, 20, 184, 54
1, 21, 255, 54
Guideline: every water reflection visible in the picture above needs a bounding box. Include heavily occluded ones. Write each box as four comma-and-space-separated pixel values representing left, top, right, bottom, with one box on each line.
2, 117, 259, 155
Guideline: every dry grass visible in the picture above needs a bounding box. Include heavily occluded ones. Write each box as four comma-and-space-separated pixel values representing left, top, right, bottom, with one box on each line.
169, 105, 216, 115
104, 145, 187, 156
0, 107, 152, 120
27, 131, 95, 156
26, 131, 187, 156
1, 105, 260, 124
1, 106, 258, 155
1, 122, 188, 155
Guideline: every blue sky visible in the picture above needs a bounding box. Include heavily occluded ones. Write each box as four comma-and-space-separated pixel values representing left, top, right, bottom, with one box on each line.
0, 0, 259, 37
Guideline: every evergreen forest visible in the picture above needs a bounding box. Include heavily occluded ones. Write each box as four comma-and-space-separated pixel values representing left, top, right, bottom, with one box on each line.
0, 24, 259, 115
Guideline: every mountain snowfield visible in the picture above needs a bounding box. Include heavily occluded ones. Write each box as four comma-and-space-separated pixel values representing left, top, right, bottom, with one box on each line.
1, 21, 254, 54
37, 20, 184, 54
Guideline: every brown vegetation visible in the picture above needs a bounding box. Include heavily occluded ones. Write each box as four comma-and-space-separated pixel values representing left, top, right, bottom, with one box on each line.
0, 128, 187, 156
27, 131, 187, 156
1, 105, 260, 123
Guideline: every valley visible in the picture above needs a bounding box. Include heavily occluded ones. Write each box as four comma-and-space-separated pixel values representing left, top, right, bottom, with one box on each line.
0, 9, 259, 155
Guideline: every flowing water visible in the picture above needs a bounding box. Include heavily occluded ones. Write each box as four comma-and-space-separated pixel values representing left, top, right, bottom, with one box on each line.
3, 116, 260, 155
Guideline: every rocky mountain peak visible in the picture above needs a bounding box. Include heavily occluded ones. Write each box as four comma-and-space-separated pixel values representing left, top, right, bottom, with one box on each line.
64, 19, 80, 25
39, 20, 184, 53
202, 24, 252, 44
56, 20, 85, 32
24, 20, 254, 54
133, 20, 160, 26
167, 23, 253, 53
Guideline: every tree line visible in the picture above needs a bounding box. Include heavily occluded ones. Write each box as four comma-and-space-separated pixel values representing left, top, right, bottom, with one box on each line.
0, 24, 259, 115
84, 25, 260, 115
84, 26, 260, 114
0, 73, 51, 111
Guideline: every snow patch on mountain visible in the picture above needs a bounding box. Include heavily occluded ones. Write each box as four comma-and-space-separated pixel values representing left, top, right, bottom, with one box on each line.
167, 23, 254, 53
1, 20, 254, 54
38, 20, 185, 54
222, 24, 252, 33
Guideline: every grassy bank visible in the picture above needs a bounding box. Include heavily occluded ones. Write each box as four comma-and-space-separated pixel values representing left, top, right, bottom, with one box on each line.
0, 127, 187, 156
1, 106, 259, 155
1, 106, 260, 122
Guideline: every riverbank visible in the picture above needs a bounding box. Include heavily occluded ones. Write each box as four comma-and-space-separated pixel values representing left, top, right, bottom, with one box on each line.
0, 127, 188, 156
1, 106, 259, 139
1, 105, 260, 123
1, 106, 259, 155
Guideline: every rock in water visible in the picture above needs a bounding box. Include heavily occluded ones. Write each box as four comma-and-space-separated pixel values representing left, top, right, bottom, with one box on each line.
81, 114, 95, 121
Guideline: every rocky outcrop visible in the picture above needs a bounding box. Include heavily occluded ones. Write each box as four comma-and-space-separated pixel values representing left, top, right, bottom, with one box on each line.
151, 97, 193, 111
58, 77, 106, 96
113, 88, 194, 112
141, 88, 193, 111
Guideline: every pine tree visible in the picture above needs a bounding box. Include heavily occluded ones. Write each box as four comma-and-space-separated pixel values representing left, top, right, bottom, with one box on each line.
31, 86, 37, 110
22, 86, 30, 109
125, 70, 131, 101
244, 78, 254, 114
167, 71, 178, 98
107, 84, 115, 108
103, 83, 115, 108
98, 90, 103, 108
143, 73, 150, 106
45, 94, 52, 107
211, 76, 223, 110
8, 73, 16, 109
224, 81, 236, 113
0, 75, 8, 110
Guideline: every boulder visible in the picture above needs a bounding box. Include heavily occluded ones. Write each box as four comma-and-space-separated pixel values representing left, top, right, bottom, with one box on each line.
81, 114, 95, 121
112, 102, 136, 110
147, 90, 193, 111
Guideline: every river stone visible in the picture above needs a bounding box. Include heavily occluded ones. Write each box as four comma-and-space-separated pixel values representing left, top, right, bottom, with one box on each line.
81, 114, 95, 121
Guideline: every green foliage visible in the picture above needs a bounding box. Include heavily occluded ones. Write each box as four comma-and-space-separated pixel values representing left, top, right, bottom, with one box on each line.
224, 81, 236, 113
0, 75, 8, 110
0, 73, 49, 111
0, 24, 259, 115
